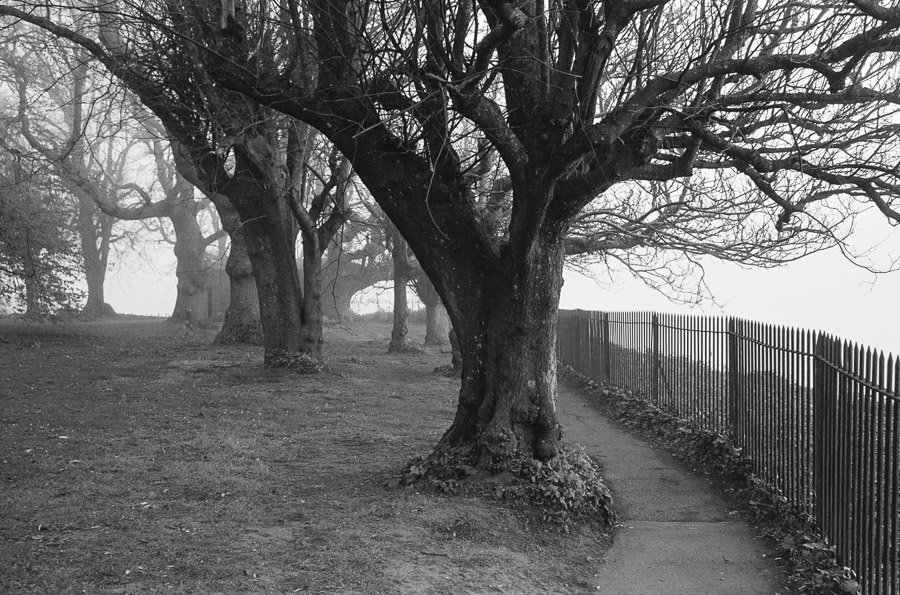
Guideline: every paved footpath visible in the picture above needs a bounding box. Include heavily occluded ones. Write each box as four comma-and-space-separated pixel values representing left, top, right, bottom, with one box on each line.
557, 383, 791, 595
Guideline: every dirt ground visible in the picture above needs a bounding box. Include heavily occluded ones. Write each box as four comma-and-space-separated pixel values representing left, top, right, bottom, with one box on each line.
0, 317, 609, 595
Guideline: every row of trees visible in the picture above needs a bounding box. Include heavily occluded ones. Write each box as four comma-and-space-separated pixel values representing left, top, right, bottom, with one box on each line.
1, 0, 899, 469
0, 37, 229, 321
0, 34, 443, 347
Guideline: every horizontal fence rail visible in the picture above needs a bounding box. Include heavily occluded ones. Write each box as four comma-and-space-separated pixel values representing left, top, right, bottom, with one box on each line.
558, 310, 900, 595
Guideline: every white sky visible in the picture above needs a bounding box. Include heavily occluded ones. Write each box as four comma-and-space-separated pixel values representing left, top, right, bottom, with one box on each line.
559, 206, 900, 356
106, 240, 178, 318
560, 250, 900, 356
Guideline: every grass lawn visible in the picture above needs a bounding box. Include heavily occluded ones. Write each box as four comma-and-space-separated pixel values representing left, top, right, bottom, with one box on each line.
1, 317, 608, 594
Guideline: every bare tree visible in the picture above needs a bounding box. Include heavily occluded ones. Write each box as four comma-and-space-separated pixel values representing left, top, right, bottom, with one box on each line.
7, 9, 354, 363
412, 273, 449, 346
320, 219, 394, 323
5, 0, 900, 468
385, 217, 412, 352
2, 38, 240, 324
1, 47, 120, 318
103, 138, 226, 323
0, 151, 82, 316
125, 121, 264, 342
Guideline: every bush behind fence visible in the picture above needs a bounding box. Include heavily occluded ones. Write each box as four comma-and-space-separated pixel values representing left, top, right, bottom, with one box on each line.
558, 309, 900, 595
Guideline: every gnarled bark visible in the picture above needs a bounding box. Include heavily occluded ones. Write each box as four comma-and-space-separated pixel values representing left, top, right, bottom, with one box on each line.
438, 233, 566, 466
335, 142, 569, 466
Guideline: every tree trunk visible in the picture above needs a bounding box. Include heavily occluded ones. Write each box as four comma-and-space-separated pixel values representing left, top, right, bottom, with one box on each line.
438, 235, 566, 467
327, 139, 568, 467
387, 225, 410, 353
415, 274, 447, 345
299, 232, 325, 358
23, 274, 40, 318
77, 197, 115, 319
168, 199, 210, 323
214, 225, 263, 344
200, 139, 308, 363
81, 261, 109, 315
239, 204, 305, 365
424, 304, 448, 345
196, 194, 262, 344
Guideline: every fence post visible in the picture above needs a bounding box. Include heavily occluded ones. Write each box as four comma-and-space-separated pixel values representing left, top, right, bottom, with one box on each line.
602, 312, 611, 382
578, 310, 591, 374
586, 310, 595, 380
588, 310, 598, 380
812, 332, 831, 529
651, 313, 660, 403
727, 318, 739, 439
561, 313, 567, 365
572, 310, 580, 372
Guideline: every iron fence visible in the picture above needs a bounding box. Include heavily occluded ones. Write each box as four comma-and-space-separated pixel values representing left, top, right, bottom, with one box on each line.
558, 309, 900, 595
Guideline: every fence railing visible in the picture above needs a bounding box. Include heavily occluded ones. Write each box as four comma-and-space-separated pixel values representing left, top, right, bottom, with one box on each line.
558, 309, 900, 595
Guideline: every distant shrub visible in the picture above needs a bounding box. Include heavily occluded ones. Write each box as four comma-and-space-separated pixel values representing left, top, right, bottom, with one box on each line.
355, 308, 428, 325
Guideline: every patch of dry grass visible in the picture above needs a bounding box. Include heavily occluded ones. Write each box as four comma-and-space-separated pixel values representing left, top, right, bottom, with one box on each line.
1, 318, 608, 594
